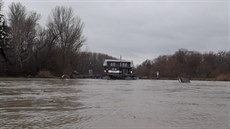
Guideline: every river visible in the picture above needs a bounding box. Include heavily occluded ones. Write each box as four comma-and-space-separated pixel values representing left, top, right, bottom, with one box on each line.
0, 78, 229, 129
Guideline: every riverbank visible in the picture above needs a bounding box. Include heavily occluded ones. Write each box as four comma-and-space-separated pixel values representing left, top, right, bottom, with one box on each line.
138, 75, 230, 81
0, 76, 229, 81
1, 70, 230, 81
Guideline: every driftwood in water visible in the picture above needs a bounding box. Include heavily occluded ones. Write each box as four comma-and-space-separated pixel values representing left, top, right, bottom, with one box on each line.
178, 76, 190, 83
61, 74, 70, 79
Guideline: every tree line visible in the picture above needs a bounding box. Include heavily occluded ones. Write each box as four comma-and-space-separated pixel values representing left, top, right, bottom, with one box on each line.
135, 49, 230, 81
1, 2, 229, 80
0, 2, 115, 77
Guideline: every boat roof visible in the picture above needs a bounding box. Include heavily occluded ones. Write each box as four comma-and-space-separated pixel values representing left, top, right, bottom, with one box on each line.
103, 59, 134, 67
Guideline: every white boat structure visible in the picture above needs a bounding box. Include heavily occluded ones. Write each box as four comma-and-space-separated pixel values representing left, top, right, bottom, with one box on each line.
102, 59, 137, 80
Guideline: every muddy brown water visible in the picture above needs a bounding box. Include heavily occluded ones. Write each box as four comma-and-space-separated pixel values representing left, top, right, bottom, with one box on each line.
0, 78, 229, 129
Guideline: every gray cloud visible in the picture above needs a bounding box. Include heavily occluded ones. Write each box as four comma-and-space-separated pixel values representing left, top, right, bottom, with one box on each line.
4, 0, 229, 64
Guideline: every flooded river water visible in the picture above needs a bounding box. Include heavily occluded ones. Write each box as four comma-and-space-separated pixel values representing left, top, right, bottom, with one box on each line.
0, 78, 229, 129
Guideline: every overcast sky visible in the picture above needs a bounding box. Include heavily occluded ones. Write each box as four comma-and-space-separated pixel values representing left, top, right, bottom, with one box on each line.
3, 0, 229, 65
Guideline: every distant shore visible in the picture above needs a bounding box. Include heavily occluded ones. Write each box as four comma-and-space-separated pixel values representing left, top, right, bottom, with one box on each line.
139, 76, 230, 81
0, 76, 229, 81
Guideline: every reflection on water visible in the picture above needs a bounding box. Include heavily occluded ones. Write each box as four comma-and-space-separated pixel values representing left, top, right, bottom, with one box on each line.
0, 78, 229, 129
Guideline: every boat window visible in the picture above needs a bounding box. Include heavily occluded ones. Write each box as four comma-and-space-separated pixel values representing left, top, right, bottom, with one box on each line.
112, 68, 117, 71
109, 62, 116, 67
122, 63, 127, 67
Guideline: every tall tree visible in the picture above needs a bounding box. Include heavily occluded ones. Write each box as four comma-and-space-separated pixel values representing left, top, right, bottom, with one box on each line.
8, 2, 40, 72
0, 14, 9, 62
0, 1, 9, 63
47, 6, 86, 74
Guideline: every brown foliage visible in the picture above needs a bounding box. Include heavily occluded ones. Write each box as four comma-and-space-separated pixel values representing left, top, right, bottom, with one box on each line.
37, 70, 55, 78
216, 74, 230, 81
135, 49, 230, 80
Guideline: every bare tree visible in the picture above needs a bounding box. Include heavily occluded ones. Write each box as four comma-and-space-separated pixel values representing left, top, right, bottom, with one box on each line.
8, 2, 40, 71
47, 6, 86, 74
0, 1, 8, 63
0, 1, 5, 74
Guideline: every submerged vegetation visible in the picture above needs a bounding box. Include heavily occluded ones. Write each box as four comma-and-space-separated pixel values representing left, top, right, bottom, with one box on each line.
0, 1, 229, 81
